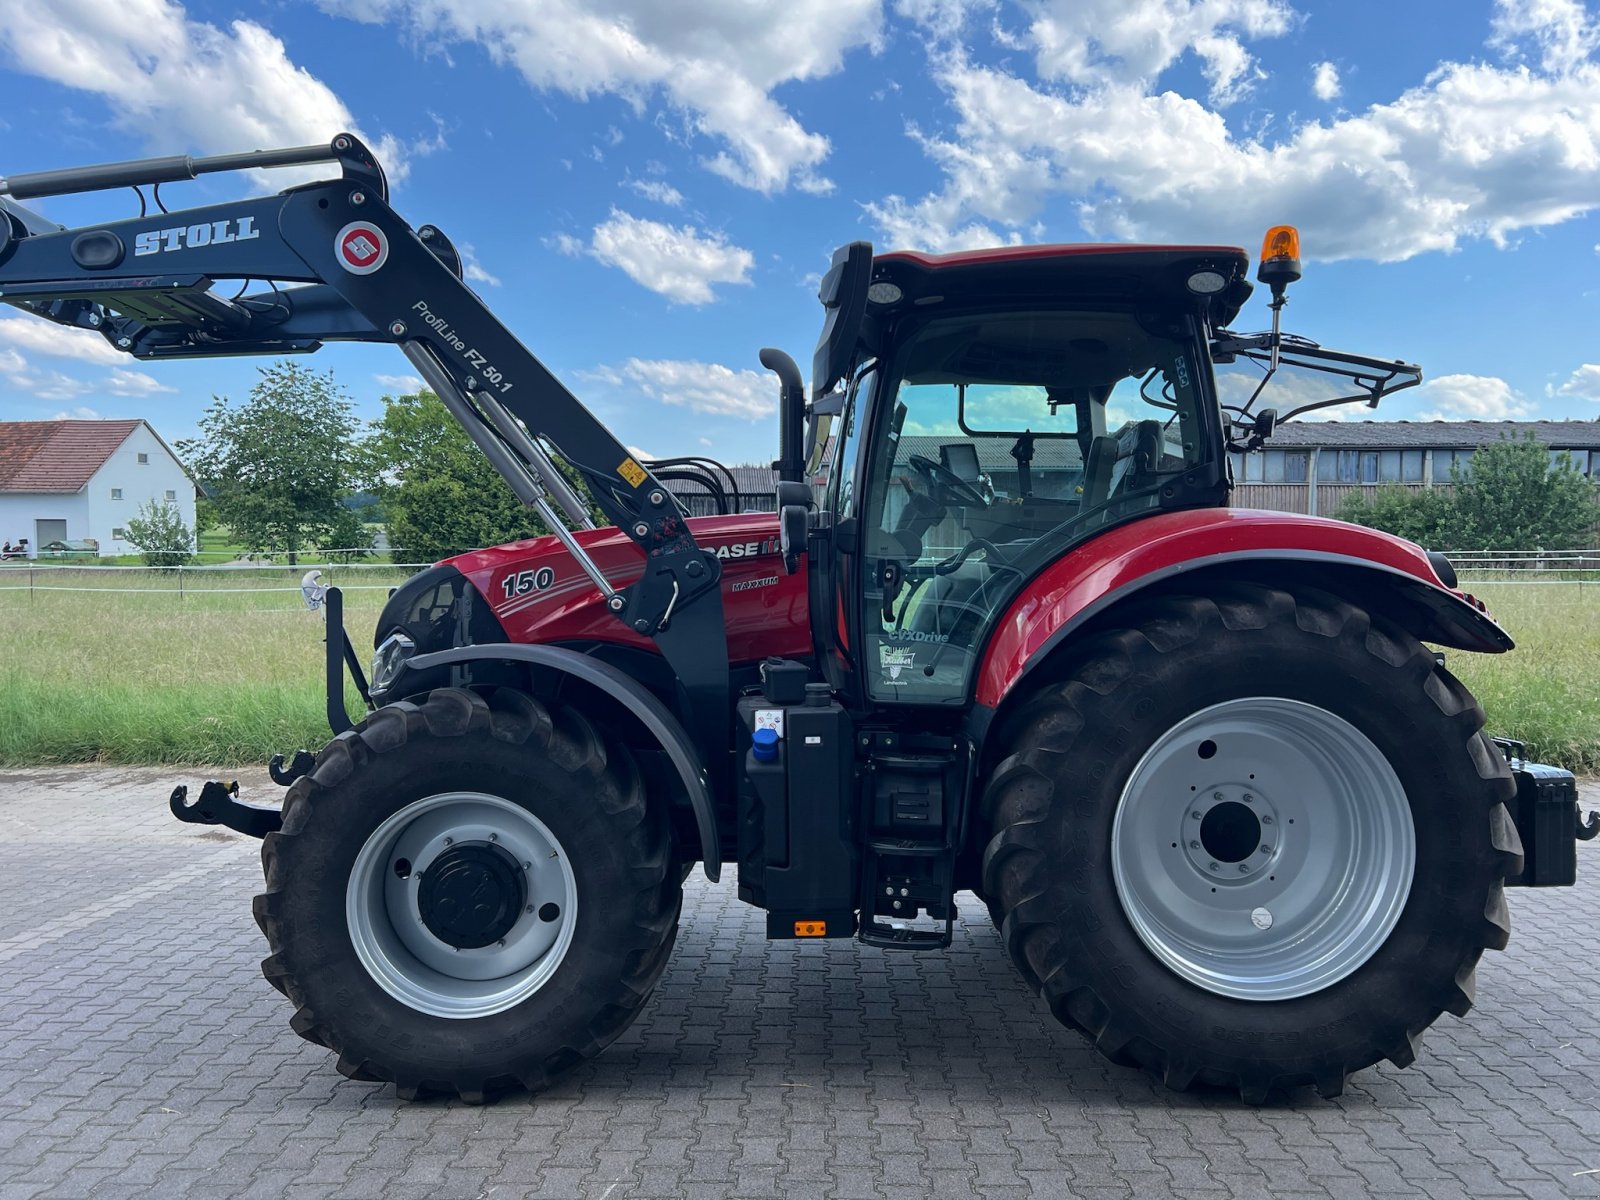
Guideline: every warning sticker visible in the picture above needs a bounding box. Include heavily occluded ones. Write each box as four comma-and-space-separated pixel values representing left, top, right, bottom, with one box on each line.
617, 457, 647, 487
335, 221, 388, 275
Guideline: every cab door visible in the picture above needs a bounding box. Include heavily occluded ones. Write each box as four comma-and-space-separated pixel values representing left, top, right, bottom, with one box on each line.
807, 364, 878, 706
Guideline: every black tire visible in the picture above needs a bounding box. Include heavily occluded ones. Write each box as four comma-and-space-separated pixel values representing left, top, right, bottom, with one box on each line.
252, 686, 680, 1101
981, 584, 1522, 1102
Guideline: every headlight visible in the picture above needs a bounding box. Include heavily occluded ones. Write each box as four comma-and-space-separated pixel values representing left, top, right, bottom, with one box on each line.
370, 632, 415, 695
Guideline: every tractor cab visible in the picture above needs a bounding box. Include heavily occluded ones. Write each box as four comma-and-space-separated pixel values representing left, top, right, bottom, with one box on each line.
797, 243, 1249, 708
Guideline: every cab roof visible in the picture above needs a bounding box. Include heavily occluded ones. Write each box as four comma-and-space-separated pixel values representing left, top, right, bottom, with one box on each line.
871, 243, 1253, 326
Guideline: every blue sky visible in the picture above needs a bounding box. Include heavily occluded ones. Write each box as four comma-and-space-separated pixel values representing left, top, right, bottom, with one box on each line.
0, 0, 1597, 464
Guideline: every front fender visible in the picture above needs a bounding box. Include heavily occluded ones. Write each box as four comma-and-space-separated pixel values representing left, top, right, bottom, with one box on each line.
974, 508, 1512, 710
397, 643, 721, 882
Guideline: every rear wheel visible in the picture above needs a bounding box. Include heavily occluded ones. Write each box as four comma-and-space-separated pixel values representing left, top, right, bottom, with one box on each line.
981, 584, 1521, 1101
253, 687, 680, 1101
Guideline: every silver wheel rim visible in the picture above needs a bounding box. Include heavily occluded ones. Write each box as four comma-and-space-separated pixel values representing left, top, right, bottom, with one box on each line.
1111, 697, 1415, 1001
346, 791, 578, 1019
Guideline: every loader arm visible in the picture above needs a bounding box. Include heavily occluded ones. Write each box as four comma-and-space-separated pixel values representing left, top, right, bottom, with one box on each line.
0, 134, 730, 759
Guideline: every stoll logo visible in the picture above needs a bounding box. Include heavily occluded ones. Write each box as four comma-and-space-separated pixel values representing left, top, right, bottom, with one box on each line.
133, 218, 260, 256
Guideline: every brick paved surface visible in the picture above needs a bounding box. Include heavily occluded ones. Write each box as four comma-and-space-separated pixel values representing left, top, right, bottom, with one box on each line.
1, 766, 1597, 1200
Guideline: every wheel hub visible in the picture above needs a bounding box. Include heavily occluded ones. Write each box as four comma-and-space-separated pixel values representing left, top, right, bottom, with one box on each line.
416, 841, 527, 949
1182, 786, 1280, 878
346, 792, 578, 1019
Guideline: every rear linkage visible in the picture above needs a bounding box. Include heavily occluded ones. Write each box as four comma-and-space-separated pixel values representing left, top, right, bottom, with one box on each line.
0, 134, 733, 833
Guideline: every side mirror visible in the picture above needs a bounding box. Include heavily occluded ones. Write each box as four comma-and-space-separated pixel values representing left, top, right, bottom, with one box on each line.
1254, 408, 1278, 443
779, 504, 809, 575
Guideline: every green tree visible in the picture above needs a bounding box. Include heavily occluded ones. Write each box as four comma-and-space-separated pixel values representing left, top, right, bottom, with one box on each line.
178, 362, 360, 564
362, 389, 606, 564
324, 503, 375, 563
1338, 434, 1600, 551
1445, 434, 1600, 551
1336, 483, 1454, 546
124, 499, 194, 566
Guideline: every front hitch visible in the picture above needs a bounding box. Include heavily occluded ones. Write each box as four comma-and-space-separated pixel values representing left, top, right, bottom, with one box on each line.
169, 780, 283, 839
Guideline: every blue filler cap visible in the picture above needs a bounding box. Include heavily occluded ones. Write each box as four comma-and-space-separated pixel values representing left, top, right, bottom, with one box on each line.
752, 727, 780, 763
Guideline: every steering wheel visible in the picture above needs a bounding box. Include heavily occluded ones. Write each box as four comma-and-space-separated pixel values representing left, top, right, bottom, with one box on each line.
907, 454, 989, 507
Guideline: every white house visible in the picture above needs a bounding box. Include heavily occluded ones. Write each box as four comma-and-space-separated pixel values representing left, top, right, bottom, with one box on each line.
0, 419, 197, 558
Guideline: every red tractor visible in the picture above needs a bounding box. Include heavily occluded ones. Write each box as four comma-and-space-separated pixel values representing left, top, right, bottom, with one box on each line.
2, 136, 1591, 1103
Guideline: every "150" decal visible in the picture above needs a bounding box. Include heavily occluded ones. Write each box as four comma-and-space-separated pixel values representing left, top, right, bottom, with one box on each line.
500, 566, 556, 599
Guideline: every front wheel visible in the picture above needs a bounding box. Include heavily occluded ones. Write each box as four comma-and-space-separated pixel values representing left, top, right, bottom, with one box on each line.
253, 687, 680, 1101
982, 584, 1522, 1101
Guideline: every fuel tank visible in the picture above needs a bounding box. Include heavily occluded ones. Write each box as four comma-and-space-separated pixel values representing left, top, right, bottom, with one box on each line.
446, 512, 811, 664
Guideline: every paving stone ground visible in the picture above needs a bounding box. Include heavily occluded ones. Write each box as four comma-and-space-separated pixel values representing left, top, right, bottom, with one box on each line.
1, 766, 1597, 1200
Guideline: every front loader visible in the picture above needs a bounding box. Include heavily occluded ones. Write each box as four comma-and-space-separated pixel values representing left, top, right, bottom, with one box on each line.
2, 137, 1592, 1103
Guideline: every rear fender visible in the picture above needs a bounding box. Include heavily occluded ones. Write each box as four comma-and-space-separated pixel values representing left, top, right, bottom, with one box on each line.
396, 643, 721, 882
974, 509, 1512, 714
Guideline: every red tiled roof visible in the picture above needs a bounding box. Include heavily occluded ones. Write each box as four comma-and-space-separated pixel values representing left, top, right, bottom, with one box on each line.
0, 420, 143, 493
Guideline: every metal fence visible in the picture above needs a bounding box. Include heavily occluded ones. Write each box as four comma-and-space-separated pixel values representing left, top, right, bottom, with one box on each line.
3, 546, 1593, 601
0, 561, 427, 597
1445, 549, 1600, 578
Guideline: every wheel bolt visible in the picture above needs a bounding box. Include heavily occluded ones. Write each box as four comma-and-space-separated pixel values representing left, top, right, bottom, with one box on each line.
497, 939, 506, 947
1243, 793, 1254, 802
1238, 864, 1250, 874
1189, 840, 1201, 850
1190, 811, 1202, 820
489, 833, 498, 842
526, 905, 535, 914
1261, 815, 1274, 825
1260, 845, 1273, 854
523, 861, 532, 870
1208, 862, 1220, 872
1213, 792, 1224, 800
443, 836, 453, 846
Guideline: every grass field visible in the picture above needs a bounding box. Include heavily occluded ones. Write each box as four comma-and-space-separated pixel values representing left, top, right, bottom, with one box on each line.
0, 573, 1596, 772
0, 566, 401, 766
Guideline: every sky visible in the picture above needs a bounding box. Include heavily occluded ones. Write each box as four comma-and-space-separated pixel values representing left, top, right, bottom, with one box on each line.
0, 0, 1597, 464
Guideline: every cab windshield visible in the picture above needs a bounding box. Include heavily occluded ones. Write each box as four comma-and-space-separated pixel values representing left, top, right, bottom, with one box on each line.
858, 308, 1207, 704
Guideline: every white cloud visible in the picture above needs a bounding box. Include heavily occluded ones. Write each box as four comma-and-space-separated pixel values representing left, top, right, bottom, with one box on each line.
1416, 374, 1534, 421
0, 318, 124, 365
894, 0, 994, 40
0, 1, 404, 187
586, 358, 773, 419
458, 243, 502, 288
583, 210, 754, 305
1553, 362, 1600, 400
0, 340, 171, 401
1311, 60, 1341, 101
1491, 0, 1599, 73
624, 179, 685, 207
52, 406, 104, 420
1019, 0, 1296, 106
375, 373, 425, 394
0, 347, 90, 402
866, 23, 1600, 262
104, 369, 176, 396
320, 0, 882, 193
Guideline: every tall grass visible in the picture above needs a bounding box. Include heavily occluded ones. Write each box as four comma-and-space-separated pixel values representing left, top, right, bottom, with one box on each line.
1, 576, 1595, 772
0, 578, 389, 766
1447, 581, 1600, 772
